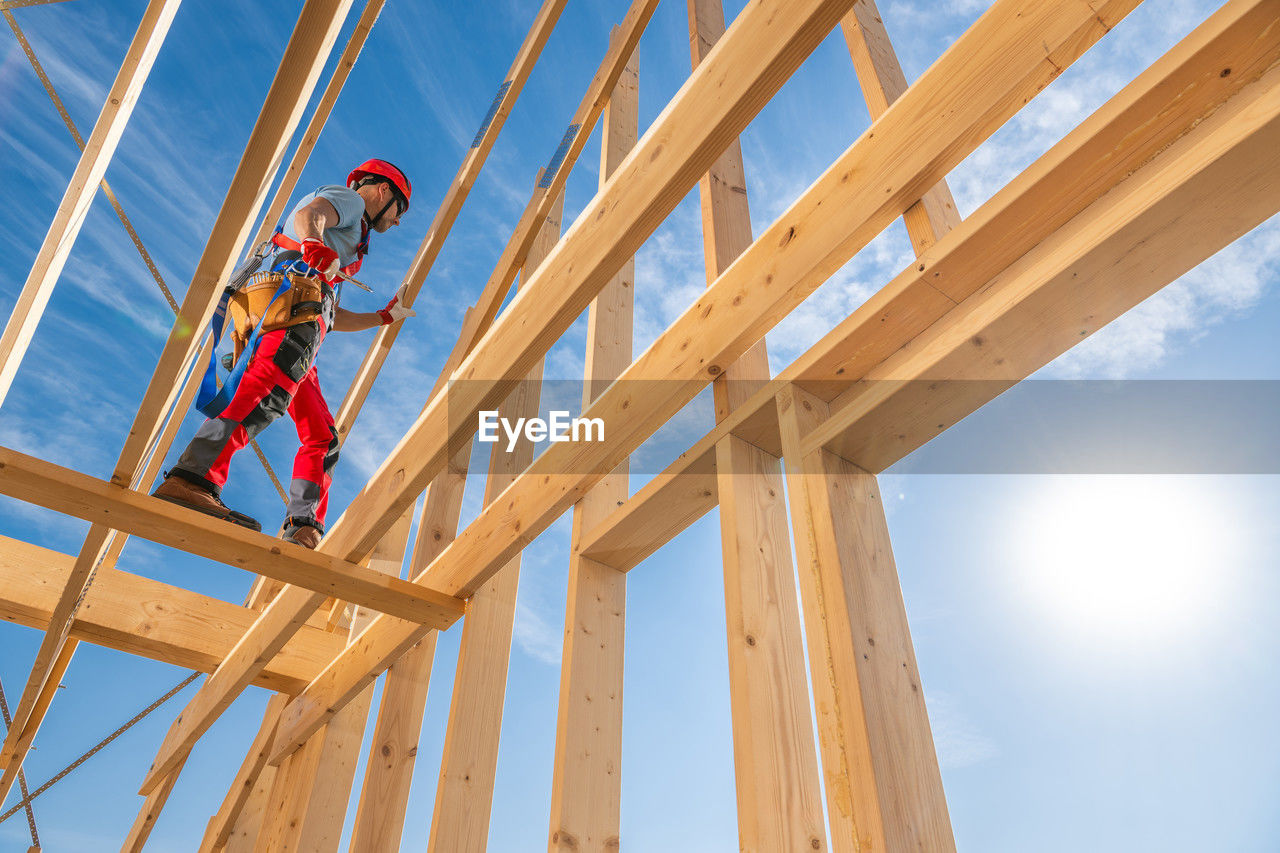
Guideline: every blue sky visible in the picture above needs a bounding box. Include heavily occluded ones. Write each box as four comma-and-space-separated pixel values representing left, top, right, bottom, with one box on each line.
2, 0, 1279, 850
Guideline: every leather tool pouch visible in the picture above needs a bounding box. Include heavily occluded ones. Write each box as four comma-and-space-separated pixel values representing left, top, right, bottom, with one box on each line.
228, 272, 325, 364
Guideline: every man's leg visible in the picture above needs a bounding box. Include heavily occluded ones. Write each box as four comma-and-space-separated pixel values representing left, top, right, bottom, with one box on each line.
280, 366, 337, 549
156, 323, 322, 530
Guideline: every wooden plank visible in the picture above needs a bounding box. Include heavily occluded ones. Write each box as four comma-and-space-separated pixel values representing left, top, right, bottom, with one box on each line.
272, 0, 856, 765
220, 747, 278, 853
245, 0, 387, 255
5, 0, 356, 808
0, 445, 464, 625
430, 196, 560, 852
546, 44, 634, 851
581, 0, 1278, 568
0, 0, 181, 405
840, 0, 960, 255
286, 507, 415, 851
200, 696, 288, 852
812, 51, 1280, 469
776, 384, 954, 852
111, 0, 355, 482
439, 0, 661, 379
0, 640, 73, 802
271, 0, 1136, 755
334, 0, 569, 436
403, 0, 1137, 598
254, 723, 327, 851
0, 525, 110, 791
0, 536, 347, 692
121, 754, 188, 852
317, 0, 859, 567
689, 2, 826, 847
346, 462, 461, 850
347, 633, 438, 852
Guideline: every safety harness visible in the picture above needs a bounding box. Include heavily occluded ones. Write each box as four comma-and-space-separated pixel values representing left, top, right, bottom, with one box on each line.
195, 222, 370, 418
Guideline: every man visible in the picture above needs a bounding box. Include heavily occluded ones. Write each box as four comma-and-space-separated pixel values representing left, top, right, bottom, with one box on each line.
153, 159, 415, 549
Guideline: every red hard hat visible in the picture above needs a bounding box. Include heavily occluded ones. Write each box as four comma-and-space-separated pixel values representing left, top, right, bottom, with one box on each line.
347, 159, 412, 211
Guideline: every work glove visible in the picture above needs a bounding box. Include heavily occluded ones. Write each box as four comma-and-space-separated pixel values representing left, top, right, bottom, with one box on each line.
300, 238, 340, 281
378, 284, 415, 325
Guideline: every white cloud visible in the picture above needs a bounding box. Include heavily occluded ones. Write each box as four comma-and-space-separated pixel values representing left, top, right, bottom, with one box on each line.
513, 597, 563, 667
926, 690, 997, 769
1048, 219, 1280, 379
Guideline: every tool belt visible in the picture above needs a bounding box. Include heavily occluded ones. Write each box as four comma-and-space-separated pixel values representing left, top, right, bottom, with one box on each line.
228, 272, 326, 363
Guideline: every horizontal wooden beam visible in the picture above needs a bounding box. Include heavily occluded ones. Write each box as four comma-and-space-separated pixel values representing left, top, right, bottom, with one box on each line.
0, 534, 347, 693
579, 0, 1280, 565
270, 0, 1135, 758
0, 445, 465, 626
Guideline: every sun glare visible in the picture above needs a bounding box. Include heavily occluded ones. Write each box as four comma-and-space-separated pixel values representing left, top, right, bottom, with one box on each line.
1008, 477, 1241, 648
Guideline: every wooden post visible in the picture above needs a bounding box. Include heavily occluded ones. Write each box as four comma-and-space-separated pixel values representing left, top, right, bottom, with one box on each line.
689, 1, 827, 848
0, 0, 181, 406
347, 458, 463, 851
334, 0, 570, 436
253, 507, 415, 850
199, 696, 288, 852
426, 183, 564, 850
546, 41, 636, 853
839, 0, 960, 255
776, 384, 954, 852
120, 755, 187, 852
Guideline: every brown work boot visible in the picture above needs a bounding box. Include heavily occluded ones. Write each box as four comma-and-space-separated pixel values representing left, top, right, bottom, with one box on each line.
281, 520, 322, 550
152, 473, 262, 532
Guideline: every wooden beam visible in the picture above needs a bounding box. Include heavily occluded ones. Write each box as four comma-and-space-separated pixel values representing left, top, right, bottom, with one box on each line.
579, 0, 1279, 566
0, 0, 181, 405
545, 42, 635, 853
430, 194, 561, 852
688, 2, 826, 848
0, 445, 464, 625
809, 46, 1280, 469
437, 0, 661, 384
840, 0, 960, 255
111, 0, 355, 483
334, 0, 570, 436
121, 754, 188, 852
318, 0, 859, 567
192, 0, 858, 770
200, 696, 288, 852
0, 0, 355, 806
245, 0, 387, 256
346, 460, 462, 850
776, 384, 954, 851
347, 632, 438, 851
281, 507, 416, 851
0, 640, 73, 802
271, 0, 1137, 757
0, 536, 347, 692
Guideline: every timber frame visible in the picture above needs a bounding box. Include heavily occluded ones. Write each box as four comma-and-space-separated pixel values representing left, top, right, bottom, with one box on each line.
1, 0, 1277, 849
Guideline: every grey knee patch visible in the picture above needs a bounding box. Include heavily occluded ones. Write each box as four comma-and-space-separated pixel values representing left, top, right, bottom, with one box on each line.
286, 477, 324, 526
176, 417, 240, 476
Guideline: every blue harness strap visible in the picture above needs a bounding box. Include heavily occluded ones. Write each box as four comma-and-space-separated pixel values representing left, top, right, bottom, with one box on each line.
195, 275, 291, 418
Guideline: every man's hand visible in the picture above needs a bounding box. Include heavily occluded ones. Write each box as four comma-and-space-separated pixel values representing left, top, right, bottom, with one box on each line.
378, 284, 415, 325
301, 238, 340, 281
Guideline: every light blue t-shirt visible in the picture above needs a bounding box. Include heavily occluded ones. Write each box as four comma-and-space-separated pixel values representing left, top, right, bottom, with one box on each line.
282, 185, 366, 266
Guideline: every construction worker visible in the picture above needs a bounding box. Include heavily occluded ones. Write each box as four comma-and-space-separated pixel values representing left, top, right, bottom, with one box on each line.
152, 159, 415, 549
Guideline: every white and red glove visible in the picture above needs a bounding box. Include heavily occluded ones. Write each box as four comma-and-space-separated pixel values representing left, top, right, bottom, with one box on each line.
378, 284, 416, 325
300, 238, 340, 282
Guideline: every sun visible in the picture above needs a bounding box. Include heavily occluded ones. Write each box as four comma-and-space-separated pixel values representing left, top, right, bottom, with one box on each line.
1007, 476, 1240, 648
